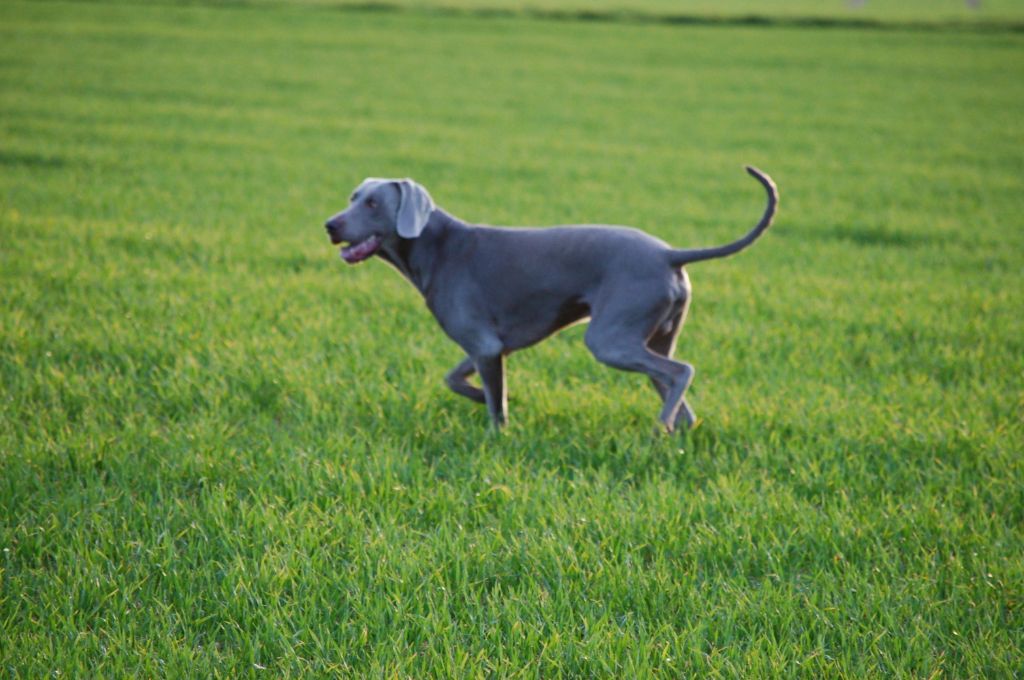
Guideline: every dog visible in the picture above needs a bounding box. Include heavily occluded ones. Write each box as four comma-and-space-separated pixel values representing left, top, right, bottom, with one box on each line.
325, 166, 777, 432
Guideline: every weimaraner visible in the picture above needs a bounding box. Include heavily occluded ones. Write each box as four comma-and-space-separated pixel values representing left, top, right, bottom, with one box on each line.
325, 166, 778, 432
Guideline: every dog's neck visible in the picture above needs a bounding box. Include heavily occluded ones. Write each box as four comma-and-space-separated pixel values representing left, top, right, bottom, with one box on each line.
377, 208, 465, 297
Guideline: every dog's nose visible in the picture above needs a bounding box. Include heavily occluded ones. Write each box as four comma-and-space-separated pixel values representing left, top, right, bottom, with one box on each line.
325, 218, 345, 244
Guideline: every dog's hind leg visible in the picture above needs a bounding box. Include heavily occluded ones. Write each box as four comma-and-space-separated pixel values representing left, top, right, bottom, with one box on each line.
646, 311, 681, 399
585, 305, 694, 433
646, 305, 696, 430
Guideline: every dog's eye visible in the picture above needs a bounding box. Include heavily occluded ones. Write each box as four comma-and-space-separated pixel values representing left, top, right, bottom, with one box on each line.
366, 198, 377, 209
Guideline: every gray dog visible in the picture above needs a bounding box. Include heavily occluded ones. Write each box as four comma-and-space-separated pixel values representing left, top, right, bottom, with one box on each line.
325, 166, 777, 432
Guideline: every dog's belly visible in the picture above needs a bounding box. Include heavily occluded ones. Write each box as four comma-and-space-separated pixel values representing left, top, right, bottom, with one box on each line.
498, 294, 591, 351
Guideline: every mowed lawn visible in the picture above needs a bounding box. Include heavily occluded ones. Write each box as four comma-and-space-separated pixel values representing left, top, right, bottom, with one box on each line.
2, 0, 1022, 676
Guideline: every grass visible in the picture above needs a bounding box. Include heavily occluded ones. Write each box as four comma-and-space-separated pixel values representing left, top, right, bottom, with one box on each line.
2, 0, 1023, 676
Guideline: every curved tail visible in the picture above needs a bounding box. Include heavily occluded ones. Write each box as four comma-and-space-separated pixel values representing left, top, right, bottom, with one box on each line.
668, 166, 778, 267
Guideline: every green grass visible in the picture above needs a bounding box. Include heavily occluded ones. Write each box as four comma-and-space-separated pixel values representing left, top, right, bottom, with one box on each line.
2, 0, 1023, 676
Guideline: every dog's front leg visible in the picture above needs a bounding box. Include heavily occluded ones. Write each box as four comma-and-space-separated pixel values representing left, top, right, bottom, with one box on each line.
444, 356, 486, 404
473, 353, 507, 428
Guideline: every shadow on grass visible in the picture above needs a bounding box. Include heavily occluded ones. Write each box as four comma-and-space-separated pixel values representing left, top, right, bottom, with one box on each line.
0, 151, 67, 170
785, 222, 953, 249
399, 396, 763, 488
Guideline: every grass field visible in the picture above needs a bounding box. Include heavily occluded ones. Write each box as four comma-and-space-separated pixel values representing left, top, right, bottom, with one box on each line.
2, 0, 1023, 676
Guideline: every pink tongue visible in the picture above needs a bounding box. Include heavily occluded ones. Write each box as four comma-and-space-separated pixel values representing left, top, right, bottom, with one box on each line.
340, 235, 381, 264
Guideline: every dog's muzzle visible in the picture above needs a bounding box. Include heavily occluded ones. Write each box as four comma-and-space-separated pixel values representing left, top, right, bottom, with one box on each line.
325, 220, 343, 245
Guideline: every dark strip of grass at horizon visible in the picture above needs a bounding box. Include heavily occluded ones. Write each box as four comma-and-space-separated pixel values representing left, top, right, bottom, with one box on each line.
47, 0, 1024, 33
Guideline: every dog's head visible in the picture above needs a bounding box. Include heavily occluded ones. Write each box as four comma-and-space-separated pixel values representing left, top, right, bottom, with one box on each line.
324, 178, 435, 264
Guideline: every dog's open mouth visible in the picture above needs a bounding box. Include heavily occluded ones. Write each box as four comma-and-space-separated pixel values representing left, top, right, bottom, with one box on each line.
340, 235, 382, 264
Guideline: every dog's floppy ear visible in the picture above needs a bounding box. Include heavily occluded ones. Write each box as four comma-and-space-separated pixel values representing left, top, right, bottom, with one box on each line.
394, 179, 435, 239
